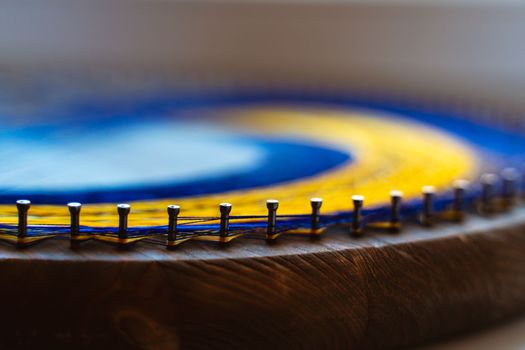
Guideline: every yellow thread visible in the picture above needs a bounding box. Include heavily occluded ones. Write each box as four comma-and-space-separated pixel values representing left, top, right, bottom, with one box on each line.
166, 237, 193, 246
70, 235, 92, 241
367, 222, 401, 230
0, 107, 478, 228
286, 227, 327, 236
266, 233, 282, 240
192, 234, 243, 243
0, 234, 56, 244
92, 235, 148, 244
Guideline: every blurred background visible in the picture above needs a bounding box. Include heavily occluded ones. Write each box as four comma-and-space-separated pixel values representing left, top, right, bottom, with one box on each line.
1, 0, 525, 110
1, 1, 525, 348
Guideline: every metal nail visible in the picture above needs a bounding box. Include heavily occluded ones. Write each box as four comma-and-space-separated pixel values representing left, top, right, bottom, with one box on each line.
421, 186, 435, 226
167, 205, 180, 244
351, 195, 364, 235
501, 168, 518, 208
68, 202, 82, 236
480, 173, 497, 213
452, 179, 469, 218
219, 203, 232, 237
389, 190, 403, 227
117, 204, 131, 239
310, 198, 323, 233
16, 199, 31, 238
266, 199, 279, 237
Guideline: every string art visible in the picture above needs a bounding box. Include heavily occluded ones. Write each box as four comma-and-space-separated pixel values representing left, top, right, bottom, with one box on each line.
0, 91, 523, 248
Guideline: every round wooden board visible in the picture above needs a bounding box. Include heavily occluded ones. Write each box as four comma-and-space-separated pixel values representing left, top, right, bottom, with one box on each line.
0, 208, 524, 349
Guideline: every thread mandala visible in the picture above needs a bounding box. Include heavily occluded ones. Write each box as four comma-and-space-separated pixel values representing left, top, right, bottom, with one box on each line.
0, 91, 523, 247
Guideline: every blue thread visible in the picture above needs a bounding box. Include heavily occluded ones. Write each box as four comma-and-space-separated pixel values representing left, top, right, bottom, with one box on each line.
0, 90, 522, 240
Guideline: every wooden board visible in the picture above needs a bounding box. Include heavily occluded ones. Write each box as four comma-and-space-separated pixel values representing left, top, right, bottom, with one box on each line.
1, 208, 524, 349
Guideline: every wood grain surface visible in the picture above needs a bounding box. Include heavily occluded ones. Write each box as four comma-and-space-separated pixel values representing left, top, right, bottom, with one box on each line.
0, 208, 524, 349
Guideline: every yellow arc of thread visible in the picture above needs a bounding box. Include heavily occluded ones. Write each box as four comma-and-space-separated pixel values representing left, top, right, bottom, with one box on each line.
0, 106, 478, 227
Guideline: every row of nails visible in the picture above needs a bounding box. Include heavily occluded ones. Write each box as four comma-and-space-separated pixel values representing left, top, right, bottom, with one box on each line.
11, 169, 519, 246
